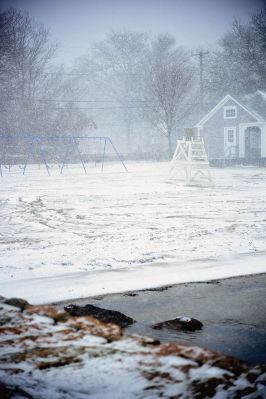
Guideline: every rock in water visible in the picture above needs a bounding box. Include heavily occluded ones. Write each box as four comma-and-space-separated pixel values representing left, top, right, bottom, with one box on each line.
152, 316, 203, 331
4, 298, 30, 311
64, 304, 135, 328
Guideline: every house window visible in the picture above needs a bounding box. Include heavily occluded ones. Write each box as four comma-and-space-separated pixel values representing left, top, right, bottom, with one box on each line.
227, 129, 235, 143
224, 106, 237, 119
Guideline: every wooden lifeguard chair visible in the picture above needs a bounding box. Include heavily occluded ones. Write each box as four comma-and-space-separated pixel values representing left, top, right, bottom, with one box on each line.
167, 129, 213, 186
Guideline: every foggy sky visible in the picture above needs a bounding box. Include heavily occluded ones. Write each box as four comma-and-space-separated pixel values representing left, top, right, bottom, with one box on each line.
0, 0, 264, 65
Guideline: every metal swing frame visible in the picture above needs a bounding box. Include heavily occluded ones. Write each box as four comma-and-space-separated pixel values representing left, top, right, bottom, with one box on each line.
0, 134, 128, 176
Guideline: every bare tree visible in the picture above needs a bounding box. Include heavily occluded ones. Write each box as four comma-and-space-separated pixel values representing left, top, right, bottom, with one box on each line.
74, 31, 148, 152
0, 8, 94, 163
73, 32, 196, 158
143, 35, 195, 158
0, 8, 57, 101
206, 3, 266, 101
0, 7, 58, 140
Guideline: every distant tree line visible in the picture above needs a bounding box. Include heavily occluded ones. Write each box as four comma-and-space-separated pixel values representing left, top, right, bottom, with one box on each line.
0, 8, 94, 162
0, 3, 265, 161
206, 3, 266, 100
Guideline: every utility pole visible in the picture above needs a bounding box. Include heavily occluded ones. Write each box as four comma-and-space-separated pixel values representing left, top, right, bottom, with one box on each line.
191, 49, 209, 113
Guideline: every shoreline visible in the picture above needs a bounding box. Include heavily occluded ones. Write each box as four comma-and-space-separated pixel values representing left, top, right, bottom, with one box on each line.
11, 249, 263, 305
55, 273, 266, 364
53, 271, 266, 306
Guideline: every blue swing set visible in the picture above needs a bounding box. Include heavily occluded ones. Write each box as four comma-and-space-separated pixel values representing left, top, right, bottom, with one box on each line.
0, 135, 128, 176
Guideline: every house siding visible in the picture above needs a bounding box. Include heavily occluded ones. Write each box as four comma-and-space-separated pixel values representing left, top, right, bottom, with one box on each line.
200, 99, 257, 159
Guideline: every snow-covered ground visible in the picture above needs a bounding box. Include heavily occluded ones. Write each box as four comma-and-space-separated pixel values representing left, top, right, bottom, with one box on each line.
0, 162, 266, 304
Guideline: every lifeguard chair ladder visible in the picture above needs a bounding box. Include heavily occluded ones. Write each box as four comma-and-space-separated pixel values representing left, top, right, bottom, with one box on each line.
167, 138, 213, 185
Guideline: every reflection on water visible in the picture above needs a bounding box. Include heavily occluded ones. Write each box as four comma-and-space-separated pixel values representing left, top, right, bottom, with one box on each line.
126, 322, 266, 365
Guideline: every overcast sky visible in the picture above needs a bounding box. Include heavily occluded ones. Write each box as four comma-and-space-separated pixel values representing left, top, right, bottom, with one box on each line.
0, 0, 264, 65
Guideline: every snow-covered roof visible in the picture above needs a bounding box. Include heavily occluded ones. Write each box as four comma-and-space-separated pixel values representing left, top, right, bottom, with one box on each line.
194, 94, 264, 127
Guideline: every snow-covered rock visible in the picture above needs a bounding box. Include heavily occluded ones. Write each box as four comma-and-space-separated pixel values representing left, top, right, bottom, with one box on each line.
152, 316, 203, 331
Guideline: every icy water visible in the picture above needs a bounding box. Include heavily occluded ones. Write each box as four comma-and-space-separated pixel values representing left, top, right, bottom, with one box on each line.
126, 321, 266, 365
70, 274, 266, 365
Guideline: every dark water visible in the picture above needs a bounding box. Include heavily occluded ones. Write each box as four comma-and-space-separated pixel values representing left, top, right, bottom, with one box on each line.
126, 321, 266, 365
59, 274, 266, 365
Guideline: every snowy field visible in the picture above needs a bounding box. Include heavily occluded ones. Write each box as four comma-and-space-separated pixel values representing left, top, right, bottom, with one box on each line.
0, 161, 266, 304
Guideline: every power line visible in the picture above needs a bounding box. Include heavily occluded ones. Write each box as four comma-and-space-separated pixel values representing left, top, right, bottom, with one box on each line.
45, 72, 94, 76
4, 97, 147, 104
32, 106, 157, 110
3, 97, 215, 112
34, 99, 147, 104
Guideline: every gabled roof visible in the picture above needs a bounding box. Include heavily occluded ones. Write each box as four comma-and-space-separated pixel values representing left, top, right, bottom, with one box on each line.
194, 94, 264, 127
